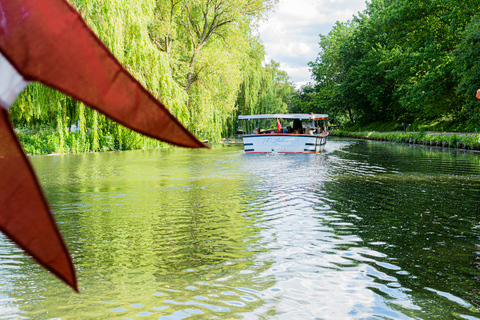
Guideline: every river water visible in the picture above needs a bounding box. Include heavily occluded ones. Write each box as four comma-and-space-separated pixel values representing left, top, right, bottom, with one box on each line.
1, 138, 480, 319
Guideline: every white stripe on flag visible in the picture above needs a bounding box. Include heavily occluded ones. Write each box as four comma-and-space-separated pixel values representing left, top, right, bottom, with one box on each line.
0, 52, 29, 110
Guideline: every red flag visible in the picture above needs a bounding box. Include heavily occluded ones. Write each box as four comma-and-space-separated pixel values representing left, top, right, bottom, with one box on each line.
277, 118, 281, 133
0, 0, 207, 292
0, 109, 77, 291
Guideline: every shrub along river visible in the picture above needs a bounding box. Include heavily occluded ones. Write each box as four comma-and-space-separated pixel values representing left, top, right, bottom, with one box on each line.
1, 138, 480, 319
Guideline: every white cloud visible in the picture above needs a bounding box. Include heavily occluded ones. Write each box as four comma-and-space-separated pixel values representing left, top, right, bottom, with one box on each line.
282, 64, 311, 80
259, 0, 367, 86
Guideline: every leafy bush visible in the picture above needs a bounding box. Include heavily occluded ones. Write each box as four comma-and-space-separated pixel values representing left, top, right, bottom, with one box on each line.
15, 126, 168, 155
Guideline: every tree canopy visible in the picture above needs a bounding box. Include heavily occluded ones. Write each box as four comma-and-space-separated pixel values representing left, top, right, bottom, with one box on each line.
10, 0, 293, 154
304, 0, 480, 130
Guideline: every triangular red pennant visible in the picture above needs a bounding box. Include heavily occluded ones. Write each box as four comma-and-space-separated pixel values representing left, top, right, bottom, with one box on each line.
0, 109, 78, 291
0, 0, 208, 292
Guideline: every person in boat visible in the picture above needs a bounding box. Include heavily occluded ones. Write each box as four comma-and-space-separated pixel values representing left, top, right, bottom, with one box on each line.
293, 119, 303, 134
254, 127, 260, 134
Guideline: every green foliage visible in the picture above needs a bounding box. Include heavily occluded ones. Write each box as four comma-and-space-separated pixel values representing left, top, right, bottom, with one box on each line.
341, 121, 403, 132
454, 13, 480, 126
230, 59, 295, 136
14, 124, 164, 156
148, 0, 280, 141
332, 130, 480, 149
10, 0, 285, 154
308, 0, 480, 130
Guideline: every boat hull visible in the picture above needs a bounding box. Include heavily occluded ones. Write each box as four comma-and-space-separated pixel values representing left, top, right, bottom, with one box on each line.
242, 134, 328, 154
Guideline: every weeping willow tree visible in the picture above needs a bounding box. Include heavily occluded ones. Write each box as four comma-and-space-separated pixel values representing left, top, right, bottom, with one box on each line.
10, 0, 188, 154
230, 59, 294, 135
149, 0, 280, 141
10, 0, 286, 154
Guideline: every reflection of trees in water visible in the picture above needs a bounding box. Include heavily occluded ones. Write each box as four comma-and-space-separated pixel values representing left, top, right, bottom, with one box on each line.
150, 174, 254, 275
323, 141, 480, 317
14, 147, 276, 318
54, 149, 258, 275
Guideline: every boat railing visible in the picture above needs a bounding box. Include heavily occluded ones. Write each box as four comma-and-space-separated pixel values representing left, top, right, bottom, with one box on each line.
244, 130, 329, 137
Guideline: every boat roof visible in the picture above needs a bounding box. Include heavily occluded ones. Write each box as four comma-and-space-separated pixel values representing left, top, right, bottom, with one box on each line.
238, 113, 328, 121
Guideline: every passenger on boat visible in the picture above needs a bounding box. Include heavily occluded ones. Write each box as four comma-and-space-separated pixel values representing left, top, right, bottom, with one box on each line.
293, 119, 303, 133
254, 127, 260, 134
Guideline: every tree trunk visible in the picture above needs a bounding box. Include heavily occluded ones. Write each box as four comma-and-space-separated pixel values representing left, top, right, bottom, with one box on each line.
185, 55, 196, 92
185, 46, 202, 92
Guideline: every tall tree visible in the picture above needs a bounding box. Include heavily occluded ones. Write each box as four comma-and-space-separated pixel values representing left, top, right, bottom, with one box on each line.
309, 22, 357, 123
308, 0, 480, 128
10, 0, 291, 152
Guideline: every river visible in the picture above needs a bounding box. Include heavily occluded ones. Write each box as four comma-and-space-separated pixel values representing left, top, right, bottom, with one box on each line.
1, 138, 480, 319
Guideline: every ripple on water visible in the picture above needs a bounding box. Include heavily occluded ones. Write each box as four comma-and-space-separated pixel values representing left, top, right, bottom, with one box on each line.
1, 142, 480, 319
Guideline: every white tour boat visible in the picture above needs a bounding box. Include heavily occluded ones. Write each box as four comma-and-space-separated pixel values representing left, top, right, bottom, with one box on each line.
238, 113, 329, 154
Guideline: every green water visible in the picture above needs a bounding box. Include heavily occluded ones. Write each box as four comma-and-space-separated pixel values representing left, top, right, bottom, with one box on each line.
1, 139, 480, 319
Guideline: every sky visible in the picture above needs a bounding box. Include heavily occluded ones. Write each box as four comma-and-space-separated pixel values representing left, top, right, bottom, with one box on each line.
258, 0, 368, 88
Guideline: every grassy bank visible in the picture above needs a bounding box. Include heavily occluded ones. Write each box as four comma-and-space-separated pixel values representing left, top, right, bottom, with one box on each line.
331, 130, 480, 151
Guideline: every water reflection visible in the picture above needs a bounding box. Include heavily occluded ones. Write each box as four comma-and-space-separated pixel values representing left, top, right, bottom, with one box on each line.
325, 140, 480, 319
234, 149, 415, 319
0, 140, 479, 319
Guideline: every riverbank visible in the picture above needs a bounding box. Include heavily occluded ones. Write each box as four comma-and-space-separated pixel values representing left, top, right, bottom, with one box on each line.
331, 130, 480, 151
17, 125, 227, 156
18, 126, 480, 156
16, 126, 168, 156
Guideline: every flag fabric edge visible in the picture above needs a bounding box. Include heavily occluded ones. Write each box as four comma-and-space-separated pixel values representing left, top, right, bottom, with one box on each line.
0, 108, 78, 292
